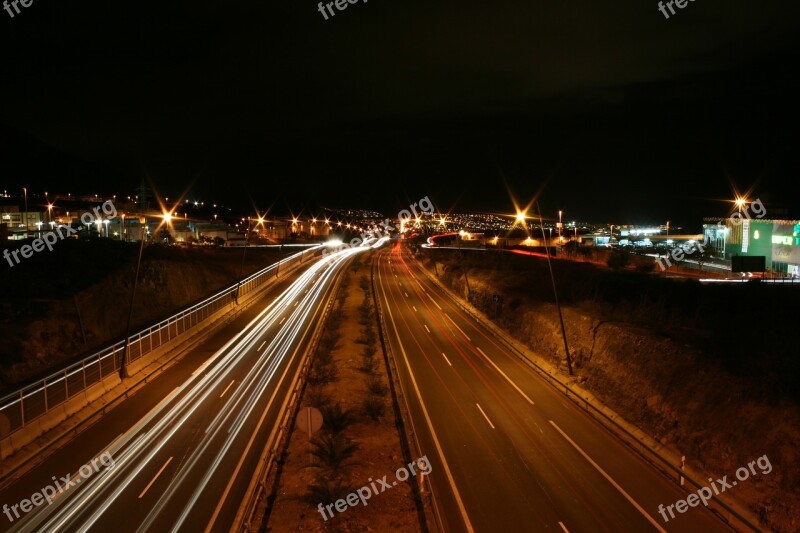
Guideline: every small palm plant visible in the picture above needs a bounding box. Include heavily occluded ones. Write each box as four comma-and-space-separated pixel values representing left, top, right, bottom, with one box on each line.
310, 433, 359, 475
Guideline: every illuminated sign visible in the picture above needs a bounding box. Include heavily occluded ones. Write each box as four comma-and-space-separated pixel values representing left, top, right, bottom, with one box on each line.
742, 220, 750, 253
772, 236, 794, 245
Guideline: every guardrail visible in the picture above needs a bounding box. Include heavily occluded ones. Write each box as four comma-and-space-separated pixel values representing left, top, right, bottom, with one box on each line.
0, 246, 321, 441
411, 250, 761, 532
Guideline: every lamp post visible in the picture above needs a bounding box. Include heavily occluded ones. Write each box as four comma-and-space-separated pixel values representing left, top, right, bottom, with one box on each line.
558, 210, 563, 244
121, 216, 147, 379
236, 218, 251, 304
537, 203, 574, 376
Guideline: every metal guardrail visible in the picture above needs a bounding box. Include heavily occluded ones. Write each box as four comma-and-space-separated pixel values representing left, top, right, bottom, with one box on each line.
0, 247, 320, 440
411, 251, 761, 533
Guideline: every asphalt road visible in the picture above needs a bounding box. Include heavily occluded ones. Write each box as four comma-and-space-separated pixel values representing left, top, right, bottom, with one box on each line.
0, 246, 366, 532
375, 244, 730, 533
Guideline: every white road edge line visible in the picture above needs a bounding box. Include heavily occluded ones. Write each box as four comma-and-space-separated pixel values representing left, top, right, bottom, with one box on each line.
549, 420, 667, 533
138, 457, 173, 499
476, 403, 495, 429
475, 347, 534, 405
219, 379, 236, 398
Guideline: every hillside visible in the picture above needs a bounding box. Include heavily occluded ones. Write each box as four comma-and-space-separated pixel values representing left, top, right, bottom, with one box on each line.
0, 239, 288, 388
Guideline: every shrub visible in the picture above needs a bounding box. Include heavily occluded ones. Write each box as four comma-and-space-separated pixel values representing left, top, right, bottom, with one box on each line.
310, 433, 359, 475
306, 478, 352, 506
361, 355, 379, 374
321, 402, 355, 434
367, 377, 388, 397
363, 395, 385, 420
308, 362, 338, 385
305, 386, 332, 408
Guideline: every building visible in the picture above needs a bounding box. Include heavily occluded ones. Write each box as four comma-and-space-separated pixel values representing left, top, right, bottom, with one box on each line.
703, 217, 800, 276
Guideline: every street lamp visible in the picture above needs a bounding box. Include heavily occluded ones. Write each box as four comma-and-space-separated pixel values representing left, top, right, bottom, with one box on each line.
121, 216, 148, 379
558, 210, 563, 243
536, 203, 574, 376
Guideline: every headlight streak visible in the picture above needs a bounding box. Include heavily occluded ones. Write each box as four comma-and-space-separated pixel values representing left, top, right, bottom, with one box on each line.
161, 249, 364, 532
24, 245, 373, 532
20, 256, 324, 531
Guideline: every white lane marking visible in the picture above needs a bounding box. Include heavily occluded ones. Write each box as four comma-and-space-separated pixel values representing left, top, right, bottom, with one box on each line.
413, 306, 417, 312
257, 340, 266, 351
476, 403, 495, 429
549, 420, 667, 533
475, 347, 534, 405
559, 522, 569, 533
294, 301, 298, 306
428, 293, 442, 310
404, 292, 409, 297
219, 380, 236, 398
279, 316, 285, 324
445, 313, 471, 341
441, 353, 452, 366
138, 457, 173, 499
534, 421, 544, 434
424, 324, 430, 333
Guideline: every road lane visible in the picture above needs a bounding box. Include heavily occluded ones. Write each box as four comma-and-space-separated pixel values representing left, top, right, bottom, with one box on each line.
1, 246, 369, 532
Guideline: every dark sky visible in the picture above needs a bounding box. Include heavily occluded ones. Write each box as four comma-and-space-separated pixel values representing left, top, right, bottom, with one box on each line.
1, 0, 799, 226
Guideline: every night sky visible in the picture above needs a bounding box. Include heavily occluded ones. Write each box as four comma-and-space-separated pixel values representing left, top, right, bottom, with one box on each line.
1, 0, 798, 227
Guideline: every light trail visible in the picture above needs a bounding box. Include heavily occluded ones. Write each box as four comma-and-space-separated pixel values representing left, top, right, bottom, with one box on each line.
10, 244, 378, 532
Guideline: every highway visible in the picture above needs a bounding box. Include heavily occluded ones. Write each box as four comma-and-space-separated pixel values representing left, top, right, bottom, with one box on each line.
0, 245, 367, 532
375, 244, 729, 533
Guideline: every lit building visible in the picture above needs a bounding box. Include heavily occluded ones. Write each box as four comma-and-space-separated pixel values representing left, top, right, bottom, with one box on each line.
703, 217, 800, 276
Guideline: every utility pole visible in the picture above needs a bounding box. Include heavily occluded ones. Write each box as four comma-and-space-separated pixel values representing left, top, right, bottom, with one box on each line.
121, 217, 147, 379
537, 203, 574, 376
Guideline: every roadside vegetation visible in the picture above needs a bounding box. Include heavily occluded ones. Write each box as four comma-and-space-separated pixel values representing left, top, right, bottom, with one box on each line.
265, 254, 421, 532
